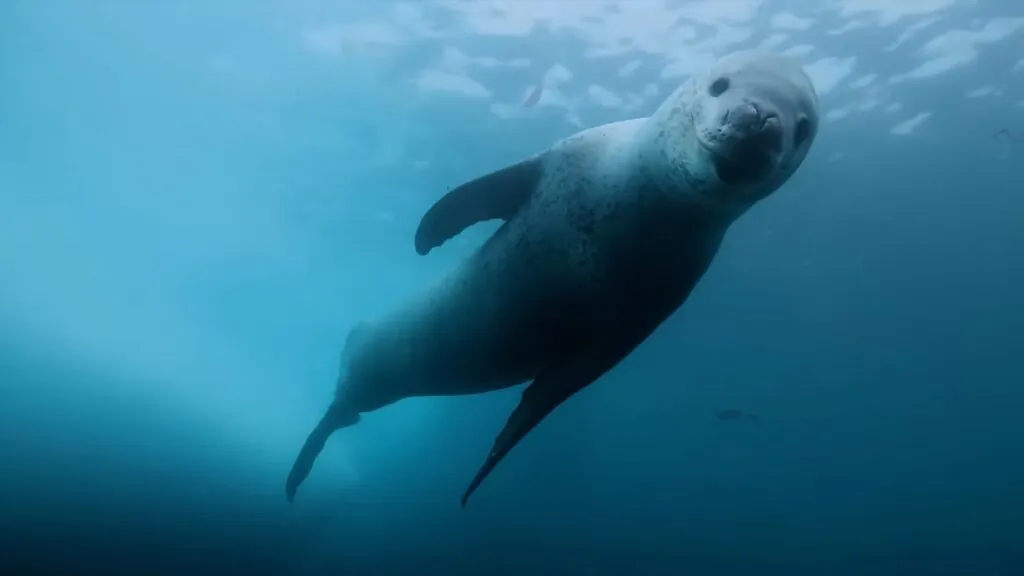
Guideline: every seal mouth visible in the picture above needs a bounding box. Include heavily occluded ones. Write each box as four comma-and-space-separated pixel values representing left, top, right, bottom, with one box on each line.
700, 125, 781, 185
710, 142, 776, 185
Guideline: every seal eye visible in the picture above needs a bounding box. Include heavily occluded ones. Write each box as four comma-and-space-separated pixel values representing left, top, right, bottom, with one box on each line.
794, 117, 812, 148
708, 77, 730, 98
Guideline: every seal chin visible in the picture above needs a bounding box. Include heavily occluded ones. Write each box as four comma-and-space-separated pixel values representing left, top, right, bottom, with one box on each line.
699, 126, 782, 185
710, 144, 777, 185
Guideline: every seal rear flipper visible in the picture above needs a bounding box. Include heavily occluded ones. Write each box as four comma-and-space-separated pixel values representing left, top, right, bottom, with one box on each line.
460, 347, 623, 507
285, 401, 361, 503
414, 155, 544, 255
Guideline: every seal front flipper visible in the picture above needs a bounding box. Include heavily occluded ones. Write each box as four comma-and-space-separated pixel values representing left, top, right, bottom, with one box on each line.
285, 401, 361, 503
461, 346, 624, 507
414, 155, 544, 255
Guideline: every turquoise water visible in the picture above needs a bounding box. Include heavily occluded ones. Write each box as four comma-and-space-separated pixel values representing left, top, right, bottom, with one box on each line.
2, 1, 1023, 574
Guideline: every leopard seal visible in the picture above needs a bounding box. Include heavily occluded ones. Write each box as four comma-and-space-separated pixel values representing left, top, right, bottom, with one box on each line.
285, 50, 820, 506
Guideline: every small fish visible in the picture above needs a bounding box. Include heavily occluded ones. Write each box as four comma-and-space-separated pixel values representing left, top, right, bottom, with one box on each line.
993, 128, 1024, 143
716, 409, 758, 422
523, 83, 543, 107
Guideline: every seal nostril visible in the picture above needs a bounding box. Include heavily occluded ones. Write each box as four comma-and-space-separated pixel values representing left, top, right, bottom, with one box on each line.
727, 103, 759, 127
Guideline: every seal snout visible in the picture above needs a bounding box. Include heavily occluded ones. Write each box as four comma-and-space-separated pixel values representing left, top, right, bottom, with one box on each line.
721, 101, 783, 152
707, 100, 784, 185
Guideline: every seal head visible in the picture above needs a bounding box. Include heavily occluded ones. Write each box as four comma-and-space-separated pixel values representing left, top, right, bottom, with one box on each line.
689, 51, 819, 200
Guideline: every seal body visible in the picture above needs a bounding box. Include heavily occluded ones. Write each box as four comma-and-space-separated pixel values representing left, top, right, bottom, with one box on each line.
344, 120, 683, 404
286, 50, 821, 506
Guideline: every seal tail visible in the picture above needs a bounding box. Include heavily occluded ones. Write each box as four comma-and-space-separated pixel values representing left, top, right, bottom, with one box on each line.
285, 400, 361, 503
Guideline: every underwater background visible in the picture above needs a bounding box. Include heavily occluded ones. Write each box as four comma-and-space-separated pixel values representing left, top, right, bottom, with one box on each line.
2, 1, 1024, 574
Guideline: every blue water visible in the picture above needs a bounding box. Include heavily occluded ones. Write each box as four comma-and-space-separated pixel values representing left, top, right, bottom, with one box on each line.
2, 2, 1024, 574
